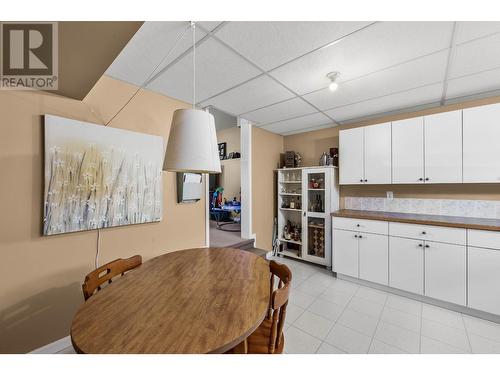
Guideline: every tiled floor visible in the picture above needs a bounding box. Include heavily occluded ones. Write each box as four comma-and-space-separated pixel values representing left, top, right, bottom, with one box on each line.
271, 255, 500, 354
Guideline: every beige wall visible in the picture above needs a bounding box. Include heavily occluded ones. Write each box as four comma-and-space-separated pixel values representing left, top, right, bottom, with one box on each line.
216, 127, 241, 201
252, 127, 284, 250
284, 95, 500, 206
0, 76, 206, 353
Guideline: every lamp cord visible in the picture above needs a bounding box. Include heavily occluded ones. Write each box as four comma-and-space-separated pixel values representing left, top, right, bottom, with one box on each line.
94, 22, 192, 268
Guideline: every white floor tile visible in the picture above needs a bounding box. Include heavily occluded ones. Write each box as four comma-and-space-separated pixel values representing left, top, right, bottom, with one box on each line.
307, 272, 336, 287
421, 304, 465, 330
325, 324, 372, 353
385, 294, 422, 316
469, 333, 500, 354
463, 315, 500, 343
307, 298, 344, 322
284, 326, 322, 354
421, 319, 471, 352
316, 342, 346, 354
320, 288, 353, 307
347, 296, 385, 318
290, 289, 317, 309
293, 311, 336, 340
337, 308, 379, 337
330, 279, 359, 296
286, 303, 306, 324
368, 339, 407, 354
374, 321, 420, 353
355, 286, 388, 305
381, 306, 421, 333
295, 280, 328, 298
420, 336, 469, 354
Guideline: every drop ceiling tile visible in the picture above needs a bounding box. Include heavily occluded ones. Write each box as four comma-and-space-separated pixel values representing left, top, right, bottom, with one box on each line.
214, 21, 372, 71
446, 67, 500, 100
282, 123, 335, 136
199, 75, 294, 115
455, 22, 500, 44
303, 50, 448, 111
241, 97, 317, 124
270, 21, 453, 95
325, 83, 443, 123
450, 32, 500, 79
106, 21, 207, 87
146, 38, 261, 104
259, 112, 331, 135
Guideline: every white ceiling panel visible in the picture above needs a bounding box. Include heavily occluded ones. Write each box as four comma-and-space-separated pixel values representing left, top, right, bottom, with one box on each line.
200, 75, 295, 115
325, 83, 443, 123
259, 112, 331, 135
146, 38, 261, 104
241, 97, 317, 125
455, 21, 500, 44
106, 22, 209, 87
214, 21, 372, 71
446, 67, 500, 100
282, 123, 336, 136
303, 50, 448, 111
450, 32, 500, 79
270, 21, 453, 95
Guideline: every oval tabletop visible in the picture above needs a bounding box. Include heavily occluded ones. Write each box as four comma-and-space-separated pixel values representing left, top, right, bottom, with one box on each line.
70, 248, 270, 354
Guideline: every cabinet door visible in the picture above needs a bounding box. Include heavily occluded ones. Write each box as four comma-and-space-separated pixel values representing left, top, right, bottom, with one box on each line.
339, 127, 364, 185
364, 122, 392, 184
463, 103, 500, 183
424, 110, 463, 183
468, 246, 500, 315
424, 242, 466, 305
359, 233, 388, 285
392, 117, 424, 184
332, 229, 358, 277
389, 237, 424, 294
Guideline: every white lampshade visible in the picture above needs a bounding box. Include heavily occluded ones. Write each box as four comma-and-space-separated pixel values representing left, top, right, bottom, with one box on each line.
163, 108, 221, 174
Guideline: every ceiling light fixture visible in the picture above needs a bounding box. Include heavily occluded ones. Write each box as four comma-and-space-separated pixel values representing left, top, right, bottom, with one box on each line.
327, 71, 340, 92
163, 22, 221, 174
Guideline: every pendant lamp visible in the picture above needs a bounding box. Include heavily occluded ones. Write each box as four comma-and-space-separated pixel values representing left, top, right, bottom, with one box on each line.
163, 22, 221, 174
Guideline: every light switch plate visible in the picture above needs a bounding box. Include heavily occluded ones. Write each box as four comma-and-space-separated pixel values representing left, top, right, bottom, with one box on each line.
386, 191, 394, 200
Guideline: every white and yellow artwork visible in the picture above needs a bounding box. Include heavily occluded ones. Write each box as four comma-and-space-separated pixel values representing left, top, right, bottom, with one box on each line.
43, 115, 164, 236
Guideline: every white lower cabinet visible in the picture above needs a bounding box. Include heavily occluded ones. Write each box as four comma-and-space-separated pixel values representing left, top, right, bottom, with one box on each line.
359, 233, 388, 285
468, 246, 500, 315
389, 237, 424, 295
332, 229, 358, 277
424, 242, 466, 305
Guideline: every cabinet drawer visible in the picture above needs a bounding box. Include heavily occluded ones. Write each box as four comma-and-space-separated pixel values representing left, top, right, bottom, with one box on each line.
332, 217, 388, 235
468, 229, 500, 250
389, 222, 466, 245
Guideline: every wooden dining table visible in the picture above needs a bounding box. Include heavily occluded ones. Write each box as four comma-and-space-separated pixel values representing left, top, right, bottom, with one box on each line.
70, 247, 270, 354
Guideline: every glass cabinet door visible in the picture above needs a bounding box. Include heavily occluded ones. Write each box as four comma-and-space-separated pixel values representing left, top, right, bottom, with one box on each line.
307, 217, 326, 259
302, 169, 328, 214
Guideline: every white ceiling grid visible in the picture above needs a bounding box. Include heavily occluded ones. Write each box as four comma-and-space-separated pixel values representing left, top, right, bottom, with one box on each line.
106, 21, 500, 135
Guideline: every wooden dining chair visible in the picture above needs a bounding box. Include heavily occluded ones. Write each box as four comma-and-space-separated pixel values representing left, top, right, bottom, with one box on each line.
82, 255, 142, 301
228, 259, 292, 354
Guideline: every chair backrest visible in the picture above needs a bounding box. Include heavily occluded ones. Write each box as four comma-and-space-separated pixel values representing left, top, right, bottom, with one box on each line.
267, 260, 292, 354
82, 255, 142, 301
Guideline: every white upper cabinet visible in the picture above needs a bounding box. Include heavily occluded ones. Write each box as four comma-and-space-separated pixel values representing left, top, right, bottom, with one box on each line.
339, 127, 364, 184
364, 122, 392, 184
463, 103, 500, 183
424, 110, 463, 184
339, 123, 391, 185
392, 117, 425, 184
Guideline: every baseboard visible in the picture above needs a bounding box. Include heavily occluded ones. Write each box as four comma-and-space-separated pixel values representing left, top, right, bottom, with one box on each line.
30, 335, 71, 354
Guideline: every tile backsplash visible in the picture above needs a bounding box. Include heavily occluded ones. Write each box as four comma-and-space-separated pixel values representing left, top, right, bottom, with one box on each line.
344, 197, 500, 219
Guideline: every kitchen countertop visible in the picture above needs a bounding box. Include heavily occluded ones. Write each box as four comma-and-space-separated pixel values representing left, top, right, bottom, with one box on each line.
331, 209, 500, 232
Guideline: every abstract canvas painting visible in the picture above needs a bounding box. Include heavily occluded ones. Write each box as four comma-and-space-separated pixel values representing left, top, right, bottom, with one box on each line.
43, 115, 165, 235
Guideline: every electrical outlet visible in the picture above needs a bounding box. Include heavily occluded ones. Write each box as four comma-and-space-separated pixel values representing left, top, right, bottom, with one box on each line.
386, 191, 394, 200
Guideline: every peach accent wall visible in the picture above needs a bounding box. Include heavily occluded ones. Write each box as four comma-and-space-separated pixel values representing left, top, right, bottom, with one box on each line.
252, 127, 284, 250
0, 76, 206, 353
216, 127, 241, 201
284, 95, 500, 206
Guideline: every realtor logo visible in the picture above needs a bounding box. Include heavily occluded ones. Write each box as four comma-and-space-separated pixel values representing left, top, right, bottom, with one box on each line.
0, 22, 58, 90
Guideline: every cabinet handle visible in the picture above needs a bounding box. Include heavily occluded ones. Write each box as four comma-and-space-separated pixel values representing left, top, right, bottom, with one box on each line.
425, 177, 429, 181
359, 235, 363, 238
425, 244, 430, 248
418, 178, 423, 181
418, 243, 423, 247
356, 224, 361, 227
354, 235, 358, 238
422, 231, 426, 235
359, 179, 363, 182
364, 179, 368, 182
